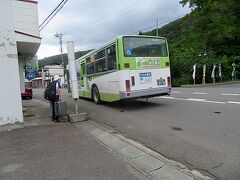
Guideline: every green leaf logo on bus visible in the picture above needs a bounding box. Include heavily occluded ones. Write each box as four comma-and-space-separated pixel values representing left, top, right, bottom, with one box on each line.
136, 57, 160, 69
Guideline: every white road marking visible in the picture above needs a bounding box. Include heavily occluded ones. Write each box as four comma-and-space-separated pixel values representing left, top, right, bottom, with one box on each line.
157, 97, 227, 105
171, 91, 181, 94
205, 100, 226, 104
159, 96, 175, 99
193, 92, 207, 95
228, 101, 240, 105
187, 98, 206, 102
221, 93, 240, 96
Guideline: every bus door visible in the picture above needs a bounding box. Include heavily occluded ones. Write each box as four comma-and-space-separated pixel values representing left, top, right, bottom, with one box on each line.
80, 61, 86, 88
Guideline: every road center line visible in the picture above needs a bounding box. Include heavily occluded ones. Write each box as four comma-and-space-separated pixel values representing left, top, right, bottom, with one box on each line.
171, 91, 181, 94
221, 93, 240, 96
158, 96, 227, 105
205, 100, 226, 104
159, 96, 175, 99
193, 92, 207, 95
227, 101, 240, 105
187, 98, 206, 102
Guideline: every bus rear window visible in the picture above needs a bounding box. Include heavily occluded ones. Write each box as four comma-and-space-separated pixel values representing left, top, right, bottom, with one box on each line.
123, 37, 168, 57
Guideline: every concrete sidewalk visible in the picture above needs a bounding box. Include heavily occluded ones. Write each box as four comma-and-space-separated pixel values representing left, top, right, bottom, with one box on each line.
0, 99, 210, 180
0, 99, 149, 180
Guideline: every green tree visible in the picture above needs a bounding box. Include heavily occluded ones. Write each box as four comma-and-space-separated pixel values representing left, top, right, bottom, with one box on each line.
180, 0, 240, 52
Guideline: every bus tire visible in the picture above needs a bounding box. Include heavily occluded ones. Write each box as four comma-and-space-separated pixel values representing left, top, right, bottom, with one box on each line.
92, 86, 101, 104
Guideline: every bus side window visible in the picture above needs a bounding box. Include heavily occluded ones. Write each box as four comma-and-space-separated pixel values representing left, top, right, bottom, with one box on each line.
86, 63, 94, 75
86, 57, 91, 63
95, 50, 105, 60
107, 44, 116, 71
95, 58, 106, 73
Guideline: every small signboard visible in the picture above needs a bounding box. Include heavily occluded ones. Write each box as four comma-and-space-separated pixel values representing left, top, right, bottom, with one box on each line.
139, 72, 152, 84
125, 48, 132, 56
136, 57, 160, 69
25, 65, 36, 80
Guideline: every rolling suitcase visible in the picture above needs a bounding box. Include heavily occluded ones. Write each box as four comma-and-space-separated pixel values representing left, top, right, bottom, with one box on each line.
50, 101, 67, 117
55, 101, 67, 116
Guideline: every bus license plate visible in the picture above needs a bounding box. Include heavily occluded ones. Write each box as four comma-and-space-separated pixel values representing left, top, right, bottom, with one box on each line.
139, 72, 152, 84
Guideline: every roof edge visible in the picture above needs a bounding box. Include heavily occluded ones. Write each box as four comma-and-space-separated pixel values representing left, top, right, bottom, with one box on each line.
15, 31, 42, 40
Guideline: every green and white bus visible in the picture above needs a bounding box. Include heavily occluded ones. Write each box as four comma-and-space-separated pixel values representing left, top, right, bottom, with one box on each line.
75, 35, 171, 104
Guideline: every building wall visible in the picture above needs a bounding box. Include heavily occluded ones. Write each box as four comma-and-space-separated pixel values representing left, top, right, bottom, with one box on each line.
0, 0, 23, 125
12, 0, 40, 37
18, 57, 25, 92
44, 65, 64, 77
48, 68, 64, 77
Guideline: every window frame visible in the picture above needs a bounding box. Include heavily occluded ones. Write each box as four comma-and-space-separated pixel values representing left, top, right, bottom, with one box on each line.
123, 36, 168, 57
85, 42, 117, 76
106, 43, 117, 71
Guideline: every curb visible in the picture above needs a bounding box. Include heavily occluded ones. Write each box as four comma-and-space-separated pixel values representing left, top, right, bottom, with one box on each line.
68, 112, 88, 123
73, 121, 214, 180
181, 81, 240, 88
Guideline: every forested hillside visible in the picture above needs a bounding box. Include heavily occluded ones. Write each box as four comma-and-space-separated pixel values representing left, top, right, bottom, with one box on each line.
144, 0, 240, 86
38, 50, 92, 67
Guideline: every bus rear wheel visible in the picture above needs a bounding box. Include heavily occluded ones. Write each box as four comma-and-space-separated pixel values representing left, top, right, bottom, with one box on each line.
92, 86, 101, 104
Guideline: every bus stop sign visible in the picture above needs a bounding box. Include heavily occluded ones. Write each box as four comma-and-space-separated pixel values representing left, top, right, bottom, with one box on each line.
25, 66, 36, 80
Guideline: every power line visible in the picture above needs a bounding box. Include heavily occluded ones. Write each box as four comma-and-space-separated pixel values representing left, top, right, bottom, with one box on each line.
39, 0, 69, 32
39, 0, 65, 29
80, 0, 150, 28
131, 7, 240, 35
132, 14, 186, 34
40, 0, 68, 31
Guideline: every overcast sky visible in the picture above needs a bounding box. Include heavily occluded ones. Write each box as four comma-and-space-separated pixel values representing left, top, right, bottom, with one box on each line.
37, 0, 191, 59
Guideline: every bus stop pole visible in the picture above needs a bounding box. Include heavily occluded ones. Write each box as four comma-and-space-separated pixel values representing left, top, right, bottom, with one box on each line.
66, 41, 79, 113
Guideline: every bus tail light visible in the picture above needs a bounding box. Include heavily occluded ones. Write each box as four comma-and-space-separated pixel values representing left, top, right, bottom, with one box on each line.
125, 80, 130, 92
167, 76, 171, 87
124, 63, 130, 68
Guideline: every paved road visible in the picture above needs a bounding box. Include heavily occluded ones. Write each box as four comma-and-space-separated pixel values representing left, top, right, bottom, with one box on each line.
33, 83, 240, 180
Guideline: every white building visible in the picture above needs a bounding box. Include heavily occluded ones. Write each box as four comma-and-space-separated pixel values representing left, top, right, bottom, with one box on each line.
0, 0, 41, 125
31, 65, 64, 88
44, 65, 64, 77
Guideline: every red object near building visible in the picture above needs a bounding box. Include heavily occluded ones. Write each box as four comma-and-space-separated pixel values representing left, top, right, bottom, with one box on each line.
21, 80, 33, 99
21, 88, 32, 99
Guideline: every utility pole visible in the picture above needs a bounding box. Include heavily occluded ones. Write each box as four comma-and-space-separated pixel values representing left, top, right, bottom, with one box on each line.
156, 17, 159, 36
55, 33, 70, 92
55, 33, 64, 74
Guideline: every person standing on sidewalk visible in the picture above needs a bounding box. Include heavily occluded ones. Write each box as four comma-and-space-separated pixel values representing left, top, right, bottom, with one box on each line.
50, 75, 61, 122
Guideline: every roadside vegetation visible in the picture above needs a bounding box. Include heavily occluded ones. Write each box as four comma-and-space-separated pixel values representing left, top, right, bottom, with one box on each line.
143, 0, 240, 86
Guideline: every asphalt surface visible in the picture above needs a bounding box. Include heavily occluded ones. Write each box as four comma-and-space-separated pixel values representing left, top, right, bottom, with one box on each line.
33, 83, 240, 180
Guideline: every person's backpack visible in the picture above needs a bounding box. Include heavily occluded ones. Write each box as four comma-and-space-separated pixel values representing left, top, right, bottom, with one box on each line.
44, 81, 57, 100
